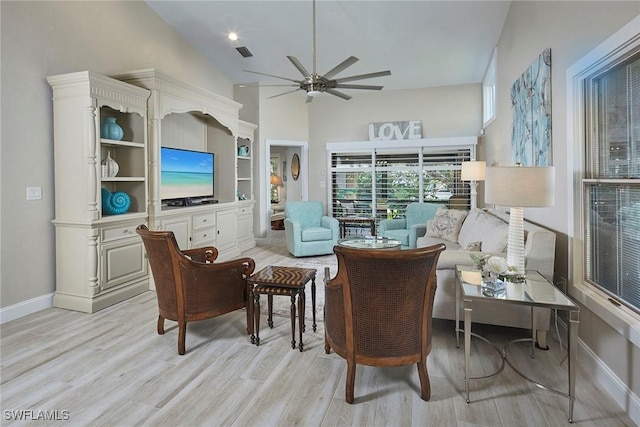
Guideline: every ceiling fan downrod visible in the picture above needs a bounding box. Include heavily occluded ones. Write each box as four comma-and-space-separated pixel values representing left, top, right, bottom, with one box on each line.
312, 0, 317, 76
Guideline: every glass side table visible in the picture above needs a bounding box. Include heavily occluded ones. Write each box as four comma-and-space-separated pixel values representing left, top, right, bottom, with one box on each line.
455, 265, 580, 423
337, 236, 401, 249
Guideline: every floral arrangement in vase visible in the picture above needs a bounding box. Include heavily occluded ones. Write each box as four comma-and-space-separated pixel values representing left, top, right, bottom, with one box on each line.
485, 256, 509, 276
470, 253, 526, 285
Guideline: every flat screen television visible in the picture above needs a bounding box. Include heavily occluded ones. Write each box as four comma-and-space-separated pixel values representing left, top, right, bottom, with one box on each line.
160, 147, 215, 205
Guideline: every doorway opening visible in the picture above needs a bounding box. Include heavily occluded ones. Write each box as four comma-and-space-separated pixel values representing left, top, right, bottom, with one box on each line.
265, 140, 309, 243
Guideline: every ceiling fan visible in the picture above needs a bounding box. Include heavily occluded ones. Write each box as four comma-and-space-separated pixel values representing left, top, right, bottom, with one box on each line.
244, 0, 391, 103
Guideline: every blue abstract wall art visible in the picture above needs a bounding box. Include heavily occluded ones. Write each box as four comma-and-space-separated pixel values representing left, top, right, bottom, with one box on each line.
511, 48, 552, 166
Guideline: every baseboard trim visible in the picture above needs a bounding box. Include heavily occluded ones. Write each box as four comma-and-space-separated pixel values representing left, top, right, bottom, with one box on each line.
255, 237, 269, 246
0, 293, 54, 324
555, 314, 640, 425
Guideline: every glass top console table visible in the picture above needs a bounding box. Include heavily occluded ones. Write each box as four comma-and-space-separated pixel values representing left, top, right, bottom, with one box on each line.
455, 265, 580, 423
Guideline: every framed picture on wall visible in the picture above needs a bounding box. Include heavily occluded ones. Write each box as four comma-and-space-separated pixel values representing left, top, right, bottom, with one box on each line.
511, 48, 552, 166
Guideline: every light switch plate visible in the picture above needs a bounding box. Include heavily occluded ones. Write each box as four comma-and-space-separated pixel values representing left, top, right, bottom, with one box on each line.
26, 186, 42, 200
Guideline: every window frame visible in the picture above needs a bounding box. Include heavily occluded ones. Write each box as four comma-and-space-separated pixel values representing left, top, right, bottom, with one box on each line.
566, 15, 640, 346
482, 46, 497, 129
326, 137, 478, 226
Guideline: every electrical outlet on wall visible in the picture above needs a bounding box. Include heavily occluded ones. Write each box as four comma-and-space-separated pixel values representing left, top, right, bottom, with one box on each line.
26, 186, 42, 200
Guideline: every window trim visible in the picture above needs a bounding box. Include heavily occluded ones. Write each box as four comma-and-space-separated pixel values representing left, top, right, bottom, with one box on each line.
566, 15, 640, 347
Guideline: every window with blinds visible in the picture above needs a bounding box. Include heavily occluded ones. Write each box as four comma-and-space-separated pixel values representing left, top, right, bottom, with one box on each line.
329, 144, 473, 228
584, 49, 640, 313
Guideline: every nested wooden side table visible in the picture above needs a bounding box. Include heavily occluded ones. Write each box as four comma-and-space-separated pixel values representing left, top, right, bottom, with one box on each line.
248, 266, 317, 351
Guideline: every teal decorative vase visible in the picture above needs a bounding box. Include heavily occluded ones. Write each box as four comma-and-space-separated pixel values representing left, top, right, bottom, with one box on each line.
101, 117, 124, 140
238, 145, 249, 156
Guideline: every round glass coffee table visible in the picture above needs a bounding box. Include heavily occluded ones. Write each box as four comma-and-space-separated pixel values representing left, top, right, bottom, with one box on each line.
338, 236, 402, 249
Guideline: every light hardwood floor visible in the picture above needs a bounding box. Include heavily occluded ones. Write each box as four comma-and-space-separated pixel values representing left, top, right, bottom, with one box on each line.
0, 232, 635, 426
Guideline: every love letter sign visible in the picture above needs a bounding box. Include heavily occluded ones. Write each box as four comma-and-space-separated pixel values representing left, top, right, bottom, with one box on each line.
368, 120, 422, 141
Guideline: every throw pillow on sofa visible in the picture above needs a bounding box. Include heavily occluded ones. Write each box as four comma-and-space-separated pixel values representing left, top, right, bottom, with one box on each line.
458, 210, 509, 253
426, 208, 467, 242
462, 241, 482, 251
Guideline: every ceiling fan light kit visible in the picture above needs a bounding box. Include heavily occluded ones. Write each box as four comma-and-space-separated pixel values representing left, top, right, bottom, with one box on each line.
244, 0, 391, 101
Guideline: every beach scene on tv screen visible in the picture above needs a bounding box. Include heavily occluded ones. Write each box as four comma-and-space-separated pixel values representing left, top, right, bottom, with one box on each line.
161, 149, 213, 199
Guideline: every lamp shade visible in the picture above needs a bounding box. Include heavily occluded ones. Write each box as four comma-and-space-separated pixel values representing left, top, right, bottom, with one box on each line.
485, 166, 555, 207
461, 161, 486, 181
270, 174, 283, 186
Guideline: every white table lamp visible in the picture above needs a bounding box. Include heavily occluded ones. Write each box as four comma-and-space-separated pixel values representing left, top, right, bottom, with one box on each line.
461, 161, 486, 210
485, 166, 555, 274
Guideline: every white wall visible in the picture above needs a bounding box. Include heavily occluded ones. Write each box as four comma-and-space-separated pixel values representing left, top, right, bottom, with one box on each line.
236, 85, 309, 239
483, 0, 640, 415
0, 1, 234, 309
308, 84, 483, 203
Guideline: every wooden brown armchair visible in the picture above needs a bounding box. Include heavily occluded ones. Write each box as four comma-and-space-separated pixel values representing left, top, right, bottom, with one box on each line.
136, 225, 255, 355
324, 243, 446, 403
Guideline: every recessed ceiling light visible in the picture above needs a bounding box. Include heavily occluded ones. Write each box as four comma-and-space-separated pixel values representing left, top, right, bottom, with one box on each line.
228, 32, 238, 41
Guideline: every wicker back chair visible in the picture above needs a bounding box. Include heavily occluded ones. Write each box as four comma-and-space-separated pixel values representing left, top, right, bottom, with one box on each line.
136, 225, 255, 355
324, 243, 446, 403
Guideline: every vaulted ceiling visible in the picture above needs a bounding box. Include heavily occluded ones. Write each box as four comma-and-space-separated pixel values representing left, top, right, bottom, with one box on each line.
147, 1, 511, 95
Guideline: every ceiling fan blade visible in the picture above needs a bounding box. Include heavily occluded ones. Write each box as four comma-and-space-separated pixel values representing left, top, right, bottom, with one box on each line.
334, 70, 392, 84
260, 84, 299, 87
322, 56, 359, 80
325, 89, 352, 101
243, 69, 300, 83
335, 84, 384, 90
266, 88, 301, 99
287, 56, 311, 78
239, 82, 298, 88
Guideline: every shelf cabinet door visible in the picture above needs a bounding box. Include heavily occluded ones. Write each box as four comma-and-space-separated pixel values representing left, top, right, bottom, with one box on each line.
216, 209, 237, 252
161, 217, 191, 250
101, 237, 147, 291
237, 205, 253, 244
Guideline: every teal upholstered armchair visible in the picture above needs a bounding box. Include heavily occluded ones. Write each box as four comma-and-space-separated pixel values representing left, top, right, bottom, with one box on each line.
284, 201, 339, 257
378, 202, 440, 248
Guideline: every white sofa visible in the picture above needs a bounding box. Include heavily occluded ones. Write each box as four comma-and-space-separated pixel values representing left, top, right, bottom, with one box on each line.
416, 208, 556, 346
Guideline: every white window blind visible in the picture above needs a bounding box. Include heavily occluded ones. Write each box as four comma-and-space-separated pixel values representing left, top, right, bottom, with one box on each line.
329, 143, 473, 229
584, 49, 640, 313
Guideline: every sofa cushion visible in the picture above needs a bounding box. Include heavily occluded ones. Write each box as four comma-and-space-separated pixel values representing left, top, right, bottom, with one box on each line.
416, 236, 461, 251
302, 227, 332, 242
437, 250, 482, 270
458, 210, 509, 253
426, 208, 467, 242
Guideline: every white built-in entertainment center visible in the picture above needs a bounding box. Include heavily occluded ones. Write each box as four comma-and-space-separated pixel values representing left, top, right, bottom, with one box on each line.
48, 69, 256, 313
